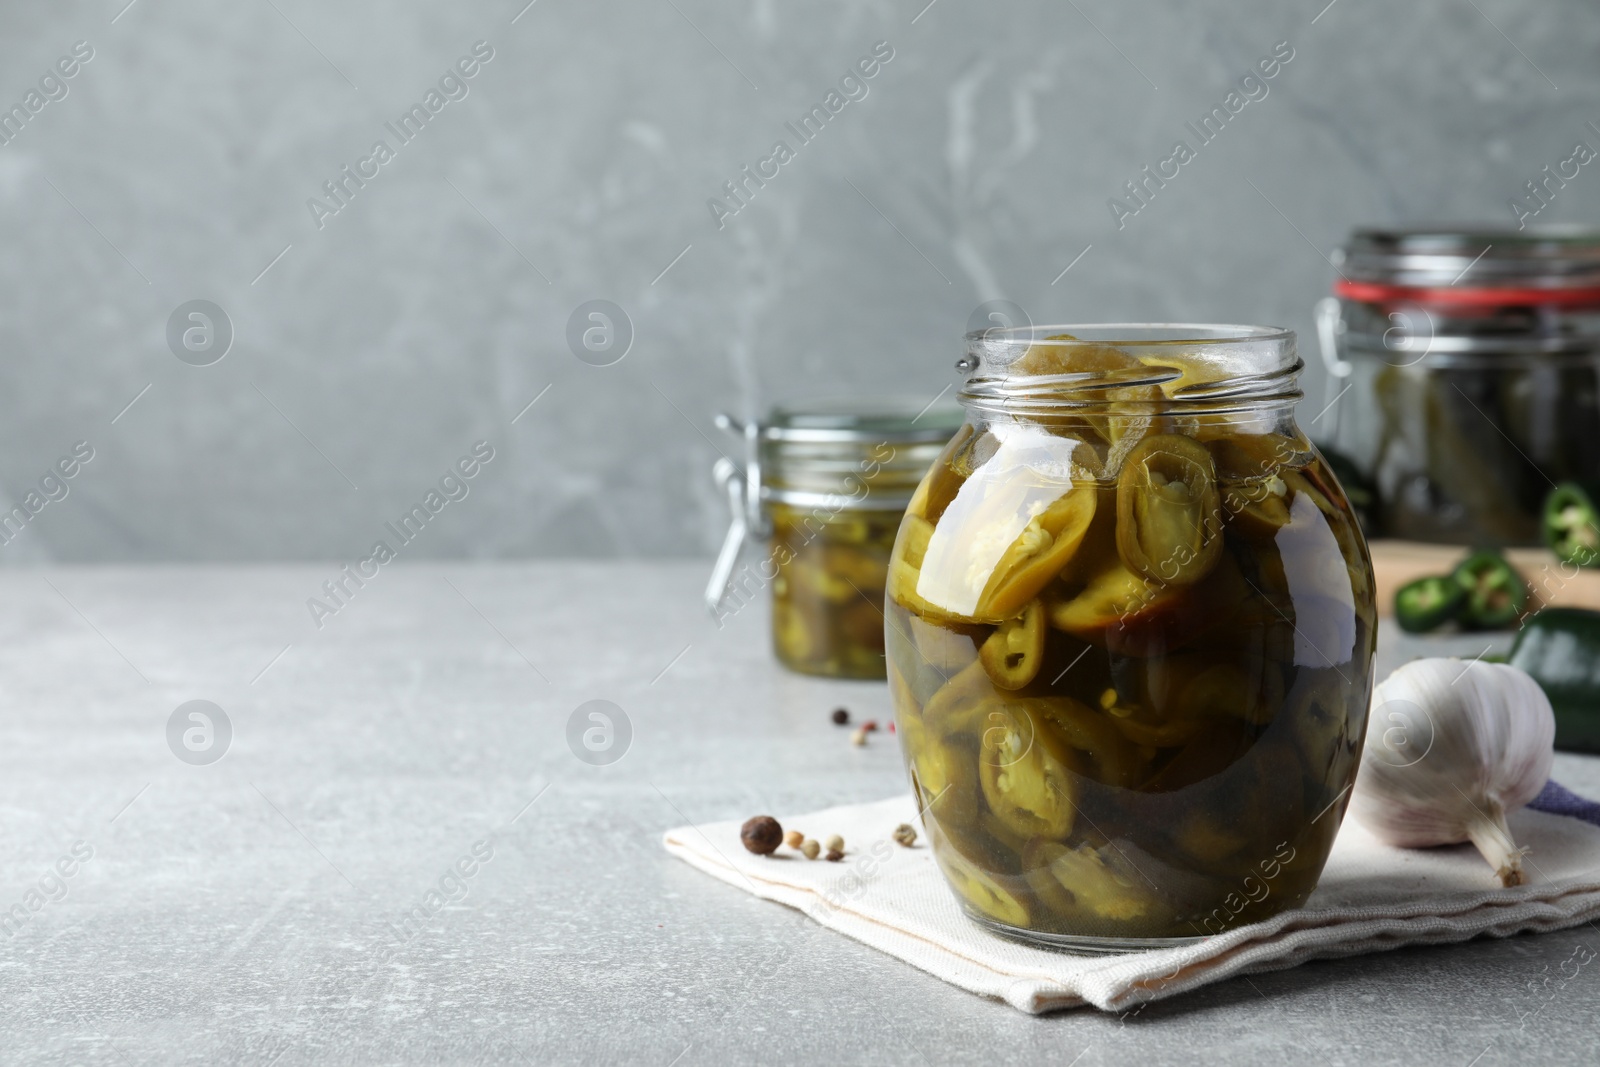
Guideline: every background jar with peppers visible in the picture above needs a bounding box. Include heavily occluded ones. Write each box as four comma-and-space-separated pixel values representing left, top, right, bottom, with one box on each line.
1315, 226, 1600, 547
706, 402, 963, 679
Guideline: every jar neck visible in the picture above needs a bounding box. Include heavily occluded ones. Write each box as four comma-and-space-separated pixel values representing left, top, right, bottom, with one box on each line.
763, 436, 943, 509
959, 324, 1303, 417
956, 372, 1304, 421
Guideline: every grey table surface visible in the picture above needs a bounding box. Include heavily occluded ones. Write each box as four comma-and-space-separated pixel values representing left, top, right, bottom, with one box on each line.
1, 562, 1597, 1066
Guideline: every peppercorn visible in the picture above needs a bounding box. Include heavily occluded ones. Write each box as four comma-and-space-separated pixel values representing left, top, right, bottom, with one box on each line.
825, 849, 843, 862
800, 838, 821, 860
740, 815, 783, 856
823, 834, 844, 854
831, 707, 850, 725
851, 728, 867, 747
783, 829, 803, 850
892, 823, 918, 847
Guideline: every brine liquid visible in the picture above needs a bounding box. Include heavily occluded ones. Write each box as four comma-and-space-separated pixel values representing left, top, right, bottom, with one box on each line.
888, 421, 1376, 941
769, 503, 900, 679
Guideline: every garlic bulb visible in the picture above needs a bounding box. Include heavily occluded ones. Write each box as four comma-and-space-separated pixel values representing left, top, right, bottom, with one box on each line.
1351, 659, 1554, 887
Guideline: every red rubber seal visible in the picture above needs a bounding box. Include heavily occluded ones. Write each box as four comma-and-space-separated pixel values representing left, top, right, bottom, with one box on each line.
1334, 278, 1600, 309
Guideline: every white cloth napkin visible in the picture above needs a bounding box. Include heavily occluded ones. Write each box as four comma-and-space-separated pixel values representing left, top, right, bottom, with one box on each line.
662, 795, 1600, 1013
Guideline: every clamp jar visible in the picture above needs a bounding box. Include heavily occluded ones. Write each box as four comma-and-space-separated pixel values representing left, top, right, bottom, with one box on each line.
707, 402, 963, 679
888, 325, 1377, 950
1316, 226, 1600, 545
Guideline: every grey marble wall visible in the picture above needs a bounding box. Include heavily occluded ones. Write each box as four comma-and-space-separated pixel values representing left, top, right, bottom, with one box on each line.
1, 0, 1596, 561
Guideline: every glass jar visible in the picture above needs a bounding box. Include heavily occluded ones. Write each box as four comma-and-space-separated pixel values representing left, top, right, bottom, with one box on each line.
888, 325, 1377, 950
1316, 226, 1600, 545
707, 401, 963, 679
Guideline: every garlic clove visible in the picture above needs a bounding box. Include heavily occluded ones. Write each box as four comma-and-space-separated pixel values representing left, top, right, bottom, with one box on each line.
1351, 658, 1555, 888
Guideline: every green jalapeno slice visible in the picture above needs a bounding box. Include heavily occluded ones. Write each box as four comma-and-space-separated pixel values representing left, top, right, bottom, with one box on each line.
1045, 561, 1186, 642
1033, 695, 1142, 789
931, 843, 1030, 927
974, 486, 1098, 620
1115, 434, 1222, 586
888, 516, 970, 626
1023, 840, 1167, 923
1393, 574, 1466, 633
1451, 551, 1528, 630
1543, 483, 1600, 568
979, 601, 1046, 690
978, 701, 1079, 840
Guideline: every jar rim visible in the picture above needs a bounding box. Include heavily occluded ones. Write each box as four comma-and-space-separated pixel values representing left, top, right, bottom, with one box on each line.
760, 398, 965, 444
960, 323, 1301, 411
1339, 224, 1600, 289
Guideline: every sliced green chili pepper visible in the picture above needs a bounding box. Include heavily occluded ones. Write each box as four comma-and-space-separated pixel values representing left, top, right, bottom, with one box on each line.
1543, 483, 1600, 568
1507, 607, 1600, 753
1393, 575, 1466, 634
1451, 551, 1528, 630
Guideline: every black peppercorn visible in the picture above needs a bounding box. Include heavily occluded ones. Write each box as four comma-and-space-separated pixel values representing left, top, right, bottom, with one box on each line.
740, 815, 783, 856
831, 708, 850, 725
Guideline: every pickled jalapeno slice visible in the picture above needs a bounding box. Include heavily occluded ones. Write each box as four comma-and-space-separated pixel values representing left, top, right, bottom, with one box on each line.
1105, 710, 1207, 749
979, 701, 1079, 839
1115, 434, 1222, 585
898, 515, 935, 568
1177, 662, 1283, 726
1034, 696, 1142, 789
889, 516, 969, 625
1393, 574, 1466, 633
924, 660, 998, 737
975, 486, 1097, 620
905, 722, 980, 819
932, 842, 1030, 927
907, 424, 974, 523
1023, 840, 1168, 923
1011, 334, 1137, 377
1046, 561, 1186, 646
1206, 432, 1304, 478
979, 600, 1046, 690
1221, 477, 1291, 538
1210, 434, 1295, 538
1451, 551, 1528, 630
1544, 483, 1600, 568
909, 613, 980, 677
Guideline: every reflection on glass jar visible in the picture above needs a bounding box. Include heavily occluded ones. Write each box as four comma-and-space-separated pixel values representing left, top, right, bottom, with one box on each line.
889, 325, 1377, 950
707, 402, 963, 680
1316, 226, 1600, 545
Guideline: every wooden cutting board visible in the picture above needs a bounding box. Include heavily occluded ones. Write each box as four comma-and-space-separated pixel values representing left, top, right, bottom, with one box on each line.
1368, 539, 1600, 617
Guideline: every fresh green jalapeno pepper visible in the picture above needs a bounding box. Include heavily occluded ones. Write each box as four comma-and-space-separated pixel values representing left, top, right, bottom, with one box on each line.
1393, 574, 1467, 633
1507, 607, 1600, 753
1452, 551, 1528, 630
1543, 483, 1600, 568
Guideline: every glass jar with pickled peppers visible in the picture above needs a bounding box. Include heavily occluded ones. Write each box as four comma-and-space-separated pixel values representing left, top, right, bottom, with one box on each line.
706, 402, 963, 679
1316, 226, 1600, 545
888, 325, 1378, 949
